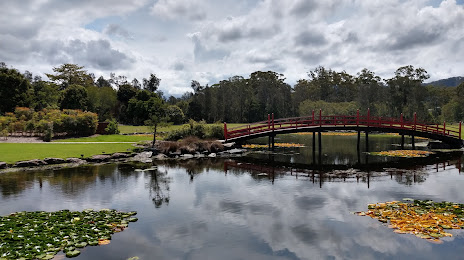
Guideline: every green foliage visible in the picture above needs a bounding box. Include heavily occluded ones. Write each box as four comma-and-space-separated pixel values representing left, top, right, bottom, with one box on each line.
207, 124, 225, 139
299, 100, 359, 116
166, 105, 185, 124
45, 63, 94, 89
31, 80, 60, 110
43, 122, 53, 142
60, 84, 90, 110
87, 85, 117, 121
104, 119, 120, 134
164, 120, 224, 141
0, 65, 31, 113
0, 108, 98, 137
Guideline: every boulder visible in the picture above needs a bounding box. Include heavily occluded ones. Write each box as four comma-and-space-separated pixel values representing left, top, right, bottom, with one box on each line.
0, 162, 7, 169
181, 154, 194, 159
131, 151, 153, 163
153, 154, 168, 160
110, 153, 131, 159
66, 158, 86, 164
223, 142, 235, 148
86, 155, 111, 163
226, 148, 245, 154
13, 159, 47, 168
44, 158, 67, 165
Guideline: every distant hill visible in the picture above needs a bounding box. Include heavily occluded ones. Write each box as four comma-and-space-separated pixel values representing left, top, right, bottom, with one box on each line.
424, 76, 464, 87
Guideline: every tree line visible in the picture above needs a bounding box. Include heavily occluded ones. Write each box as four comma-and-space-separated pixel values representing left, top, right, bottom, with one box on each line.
1, 62, 463, 134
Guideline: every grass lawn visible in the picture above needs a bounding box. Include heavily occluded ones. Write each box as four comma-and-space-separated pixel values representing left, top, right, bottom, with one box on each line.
0, 143, 136, 164
54, 134, 153, 142
119, 123, 242, 134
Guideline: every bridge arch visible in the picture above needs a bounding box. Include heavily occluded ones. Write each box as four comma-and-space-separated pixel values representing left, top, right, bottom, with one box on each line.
223, 110, 463, 148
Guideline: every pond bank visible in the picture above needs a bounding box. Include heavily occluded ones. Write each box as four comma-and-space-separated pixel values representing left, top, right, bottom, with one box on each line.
0, 140, 246, 173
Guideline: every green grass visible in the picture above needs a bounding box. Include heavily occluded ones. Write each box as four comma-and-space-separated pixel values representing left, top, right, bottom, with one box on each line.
119, 123, 242, 134
54, 134, 152, 142
0, 143, 136, 164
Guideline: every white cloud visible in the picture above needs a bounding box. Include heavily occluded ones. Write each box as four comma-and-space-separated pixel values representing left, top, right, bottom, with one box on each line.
0, 0, 463, 96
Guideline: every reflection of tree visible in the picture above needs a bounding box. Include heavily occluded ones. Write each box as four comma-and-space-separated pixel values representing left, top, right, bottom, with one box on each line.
146, 169, 171, 208
0, 172, 34, 197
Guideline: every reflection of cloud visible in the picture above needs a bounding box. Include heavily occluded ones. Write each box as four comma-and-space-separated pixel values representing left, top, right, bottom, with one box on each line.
149, 161, 464, 260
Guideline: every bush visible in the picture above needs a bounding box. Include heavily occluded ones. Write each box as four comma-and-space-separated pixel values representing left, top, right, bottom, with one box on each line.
206, 124, 224, 139
104, 119, 120, 134
43, 122, 53, 142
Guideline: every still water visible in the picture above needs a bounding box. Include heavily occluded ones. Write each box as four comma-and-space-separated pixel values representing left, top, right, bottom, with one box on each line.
1, 135, 464, 260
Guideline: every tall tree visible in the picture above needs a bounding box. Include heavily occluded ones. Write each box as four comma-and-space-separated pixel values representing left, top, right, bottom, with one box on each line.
143, 73, 161, 92
46, 64, 94, 89
386, 65, 430, 119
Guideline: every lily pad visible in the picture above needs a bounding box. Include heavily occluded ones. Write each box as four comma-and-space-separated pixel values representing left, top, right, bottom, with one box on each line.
356, 200, 464, 242
66, 250, 81, 257
0, 209, 137, 259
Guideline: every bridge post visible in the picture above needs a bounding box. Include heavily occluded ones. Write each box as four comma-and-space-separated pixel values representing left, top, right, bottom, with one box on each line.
459, 121, 462, 139
268, 114, 270, 130
412, 135, 415, 149
312, 132, 316, 164
443, 121, 446, 135
312, 110, 315, 125
401, 134, 405, 149
356, 109, 359, 127
318, 131, 322, 164
367, 108, 370, 127
224, 122, 227, 141
272, 113, 275, 131
400, 113, 404, 129
414, 112, 417, 131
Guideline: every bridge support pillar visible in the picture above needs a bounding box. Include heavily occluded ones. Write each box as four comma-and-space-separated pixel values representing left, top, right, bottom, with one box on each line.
318, 131, 322, 164
365, 131, 369, 152
401, 134, 405, 149
268, 135, 275, 151
411, 135, 415, 149
312, 132, 316, 164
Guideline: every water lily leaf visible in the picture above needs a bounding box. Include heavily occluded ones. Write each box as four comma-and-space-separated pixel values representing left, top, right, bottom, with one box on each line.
98, 239, 111, 245
66, 250, 81, 258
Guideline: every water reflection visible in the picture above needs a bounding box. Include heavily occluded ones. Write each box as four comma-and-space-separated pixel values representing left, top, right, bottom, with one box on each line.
145, 168, 171, 207
1, 151, 464, 259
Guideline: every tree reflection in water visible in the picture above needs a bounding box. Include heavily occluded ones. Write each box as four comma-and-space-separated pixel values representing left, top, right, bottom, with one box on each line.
146, 168, 171, 208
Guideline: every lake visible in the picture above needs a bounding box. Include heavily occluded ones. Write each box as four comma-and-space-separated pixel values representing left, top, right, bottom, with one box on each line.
1, 134, 463, 260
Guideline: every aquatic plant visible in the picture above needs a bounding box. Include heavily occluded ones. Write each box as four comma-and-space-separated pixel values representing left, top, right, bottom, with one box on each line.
370, 150, 433, 158
242, 143, 304, 149
0, 209, 137, 259
356, 200, 464, 243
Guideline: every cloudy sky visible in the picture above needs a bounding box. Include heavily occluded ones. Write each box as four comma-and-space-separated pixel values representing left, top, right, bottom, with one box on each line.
1, 0, 464, 96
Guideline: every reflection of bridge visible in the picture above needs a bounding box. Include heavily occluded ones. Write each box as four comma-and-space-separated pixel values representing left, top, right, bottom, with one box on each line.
224, 110, 463, 148
223, 157, 462, 188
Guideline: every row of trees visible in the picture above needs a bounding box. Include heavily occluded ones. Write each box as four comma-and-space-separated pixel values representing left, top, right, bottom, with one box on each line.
174, 66, 462, 124
1, 62, 463, 133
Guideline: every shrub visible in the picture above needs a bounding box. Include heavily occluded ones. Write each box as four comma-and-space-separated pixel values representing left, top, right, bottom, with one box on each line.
206, 124, 224, 139
104, 119, 120, 134
43, 122, 53, 142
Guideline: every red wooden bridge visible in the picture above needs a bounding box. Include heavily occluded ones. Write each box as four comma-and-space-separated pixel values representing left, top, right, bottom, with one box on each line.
223, 110, 463, 148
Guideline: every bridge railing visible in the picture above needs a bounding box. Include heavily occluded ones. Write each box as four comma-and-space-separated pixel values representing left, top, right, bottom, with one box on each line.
224, 110, 462, 141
